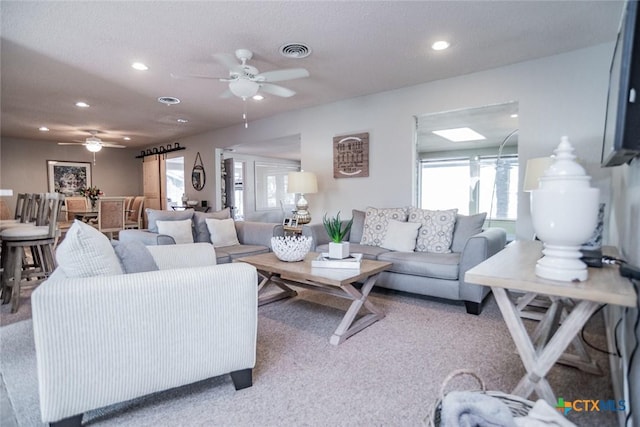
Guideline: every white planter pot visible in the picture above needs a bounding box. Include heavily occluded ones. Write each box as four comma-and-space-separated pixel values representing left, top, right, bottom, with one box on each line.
328, 241, 350, 259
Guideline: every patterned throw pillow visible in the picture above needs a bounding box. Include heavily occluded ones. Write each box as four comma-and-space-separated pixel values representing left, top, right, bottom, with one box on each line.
360, 207, 408, 247
408, 207, 458, 253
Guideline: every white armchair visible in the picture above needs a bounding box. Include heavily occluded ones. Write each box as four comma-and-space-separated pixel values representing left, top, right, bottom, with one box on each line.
32, 243, 258, 426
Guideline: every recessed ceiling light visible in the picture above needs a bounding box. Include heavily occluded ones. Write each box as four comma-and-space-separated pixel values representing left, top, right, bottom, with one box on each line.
510, 114, 519, 118
177, 118, 188, 123
39, 126, 49, 132
123, 136, 131, 141
431, 40, 450, 51
132, 62, 149, 71
432, 127, 486, 142
75, 101, 90, 108
252, 94, 264, 101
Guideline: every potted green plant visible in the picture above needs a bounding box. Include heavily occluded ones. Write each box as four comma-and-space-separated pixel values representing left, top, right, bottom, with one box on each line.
323, 211, 354, 259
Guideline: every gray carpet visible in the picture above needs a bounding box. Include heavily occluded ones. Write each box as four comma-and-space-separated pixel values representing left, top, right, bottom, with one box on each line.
0, 289, 617, 426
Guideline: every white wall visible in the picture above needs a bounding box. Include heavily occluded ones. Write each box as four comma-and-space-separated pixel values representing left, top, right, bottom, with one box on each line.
179, 43, 614, 239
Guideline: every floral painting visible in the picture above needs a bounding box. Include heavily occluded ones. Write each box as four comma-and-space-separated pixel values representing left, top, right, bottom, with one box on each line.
47, 160, 91, 196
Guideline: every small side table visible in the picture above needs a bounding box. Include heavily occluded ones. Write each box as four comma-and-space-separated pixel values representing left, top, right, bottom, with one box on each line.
465, 240, 635, 405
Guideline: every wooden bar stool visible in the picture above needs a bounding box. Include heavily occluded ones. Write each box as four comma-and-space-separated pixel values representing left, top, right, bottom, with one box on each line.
0, 193, 63, 312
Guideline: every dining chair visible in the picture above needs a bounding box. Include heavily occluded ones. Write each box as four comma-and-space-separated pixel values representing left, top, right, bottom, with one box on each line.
124, 196, 134, 212
125, 196, 145, 229
95, 197, 126, 239
0, 192, 63, 312
0, 199, 12, 220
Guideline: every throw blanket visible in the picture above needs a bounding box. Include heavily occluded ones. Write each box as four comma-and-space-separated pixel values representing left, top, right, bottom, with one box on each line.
514, 400, 576, 427
441, 391, 517, 427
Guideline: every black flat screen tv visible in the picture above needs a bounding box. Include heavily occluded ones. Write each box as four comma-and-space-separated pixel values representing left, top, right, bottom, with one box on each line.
601, 0, 640, 167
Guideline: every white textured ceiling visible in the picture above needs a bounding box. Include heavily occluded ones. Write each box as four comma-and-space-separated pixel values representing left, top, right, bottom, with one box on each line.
0, 1, 625, 151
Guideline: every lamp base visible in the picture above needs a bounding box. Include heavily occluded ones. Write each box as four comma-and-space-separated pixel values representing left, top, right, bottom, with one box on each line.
294, 195, 311, 224
535, 244, 588, 282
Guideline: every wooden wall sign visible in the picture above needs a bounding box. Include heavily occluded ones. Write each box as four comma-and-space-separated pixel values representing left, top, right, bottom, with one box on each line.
333, 132, 369, 178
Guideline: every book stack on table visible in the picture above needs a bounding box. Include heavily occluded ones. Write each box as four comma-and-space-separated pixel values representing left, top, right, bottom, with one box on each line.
311, 253, 363, 269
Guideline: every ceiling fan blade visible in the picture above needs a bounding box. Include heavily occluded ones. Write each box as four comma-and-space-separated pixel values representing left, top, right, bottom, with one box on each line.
101, 143, 127, 148
58, 142, 86, 146
260, 83, 296, 98
170, 72, 227, 80
258, 68, 309, 83
212, 53, 244, 74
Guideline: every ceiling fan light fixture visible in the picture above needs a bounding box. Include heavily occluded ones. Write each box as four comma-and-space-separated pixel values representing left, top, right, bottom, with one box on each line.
229, 79, 259, 99
86, 142, 102, 153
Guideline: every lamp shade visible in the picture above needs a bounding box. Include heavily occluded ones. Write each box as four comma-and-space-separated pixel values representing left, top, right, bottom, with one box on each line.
287, 171, 318, 194
229, 79, 260, 98
523, 157, 554, 192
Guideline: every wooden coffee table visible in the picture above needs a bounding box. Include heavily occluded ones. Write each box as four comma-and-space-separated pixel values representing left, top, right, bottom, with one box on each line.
235, 252, 392, 345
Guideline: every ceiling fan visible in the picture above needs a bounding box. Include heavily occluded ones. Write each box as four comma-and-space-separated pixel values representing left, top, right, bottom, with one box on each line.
58, 131, 127, 153
172, 48, 310, 99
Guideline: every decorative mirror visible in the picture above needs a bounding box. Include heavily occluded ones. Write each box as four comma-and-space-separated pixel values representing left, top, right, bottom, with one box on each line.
192, 152, 206, 191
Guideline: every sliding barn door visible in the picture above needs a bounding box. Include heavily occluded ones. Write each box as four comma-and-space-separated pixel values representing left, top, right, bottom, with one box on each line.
142, 155, 167, 227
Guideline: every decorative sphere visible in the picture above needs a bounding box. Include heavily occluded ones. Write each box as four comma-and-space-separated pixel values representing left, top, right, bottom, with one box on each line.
271, 236, 313, 262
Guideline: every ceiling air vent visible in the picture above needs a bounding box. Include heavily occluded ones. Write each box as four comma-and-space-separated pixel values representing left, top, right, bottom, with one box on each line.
279, 43, 311, 59
157, 96, 181, 105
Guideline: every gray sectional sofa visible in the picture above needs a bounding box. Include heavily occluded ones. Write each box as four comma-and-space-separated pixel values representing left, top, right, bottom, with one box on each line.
119, 208, 277, 264
304, 209, 506, 314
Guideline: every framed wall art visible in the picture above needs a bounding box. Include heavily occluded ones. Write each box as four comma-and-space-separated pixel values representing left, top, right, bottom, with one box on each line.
47, 160, 91, 196
333, 132, 369, 178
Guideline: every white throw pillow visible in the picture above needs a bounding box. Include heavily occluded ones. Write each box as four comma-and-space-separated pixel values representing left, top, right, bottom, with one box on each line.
205, 218, 240, 247
380, 220, 421, 252
408, 207, 458, 253
55, 220, 123, 277
156, 219, 194, 244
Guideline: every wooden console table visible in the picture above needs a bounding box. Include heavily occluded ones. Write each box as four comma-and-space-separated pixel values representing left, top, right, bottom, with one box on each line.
465, 240, 635, 405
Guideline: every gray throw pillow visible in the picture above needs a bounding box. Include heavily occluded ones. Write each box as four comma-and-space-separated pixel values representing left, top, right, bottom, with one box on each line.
111, 240, 159, 274
146, 208, 194, 233
450, 213, 487, 253
349, 209, 366, 243
193, 208, 231, 242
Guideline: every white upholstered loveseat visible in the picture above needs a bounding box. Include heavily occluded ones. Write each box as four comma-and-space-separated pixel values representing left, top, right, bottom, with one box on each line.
32, 221, 258, 426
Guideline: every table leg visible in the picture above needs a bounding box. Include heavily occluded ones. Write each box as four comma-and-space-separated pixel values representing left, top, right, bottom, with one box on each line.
492, 287, 601, 404
256, 271, 297, 306
329, 273, 384, 345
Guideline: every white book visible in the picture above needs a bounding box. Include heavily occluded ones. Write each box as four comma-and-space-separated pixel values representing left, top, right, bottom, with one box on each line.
311, 253, 363, 269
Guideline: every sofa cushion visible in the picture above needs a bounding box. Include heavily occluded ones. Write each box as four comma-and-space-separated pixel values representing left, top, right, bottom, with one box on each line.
408, 207, 458, 254
193, 208, 232, 242
377, 251, 460, 280
348, 209, 366, 243
146, 208, 194, 233
55, 220, 123, 277
146, 243, 218, 269
381, 220, 421, 252
216, 244, 270, 261
157, 219, 194, 244
206, 218, 240, 247
316, 242, 390, 260
451, 213, 487, 253
111, 240, 159, 274
360, 207, 408, 247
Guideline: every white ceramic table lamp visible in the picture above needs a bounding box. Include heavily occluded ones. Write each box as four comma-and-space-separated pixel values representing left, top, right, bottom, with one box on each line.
530, 136, 599, 282
287, 171, 318, 224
